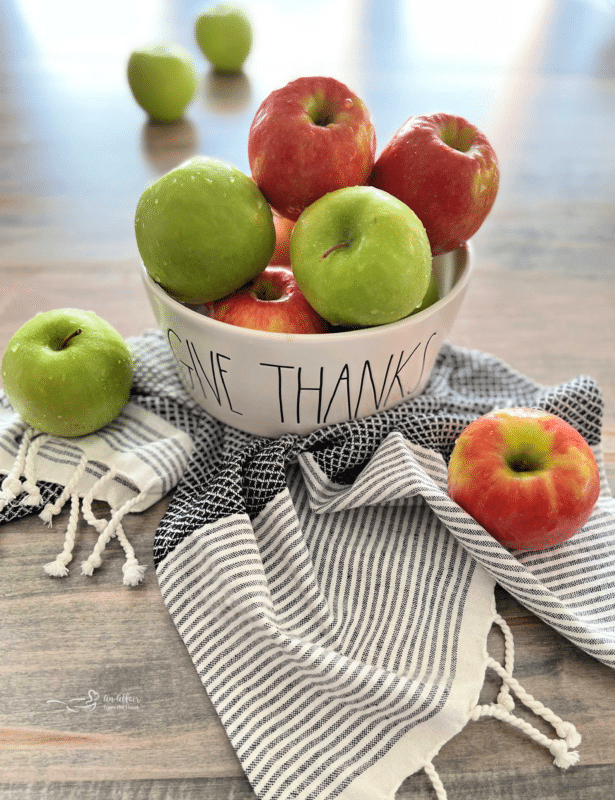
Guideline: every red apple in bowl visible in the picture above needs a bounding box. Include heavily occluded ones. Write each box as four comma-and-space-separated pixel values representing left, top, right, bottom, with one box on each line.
202, 265, 329, 334
447, 407, 601, 551
371, 112, 499, 256
248, 76, 377, 221
269, 213, 295, 265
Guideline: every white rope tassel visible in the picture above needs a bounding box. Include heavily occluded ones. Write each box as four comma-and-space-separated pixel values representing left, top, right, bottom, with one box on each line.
0, 425, 36, 509
44, 493, 81, 577
470, 702, 580, 769
486, 657, 582, 749
423, 761, 448, 800
40, 451, 89, 524
493, 613, 515, 711
80, 469, 118, 575
81, 472, 154, 584
19, 432, 49, 507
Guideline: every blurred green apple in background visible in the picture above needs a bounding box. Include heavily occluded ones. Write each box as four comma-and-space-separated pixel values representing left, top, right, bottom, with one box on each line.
135, 156, 276, 304
127, 45, 198, 122
1, 309, 134, 438
195, 4, 252, 73
290, 186, 432, 328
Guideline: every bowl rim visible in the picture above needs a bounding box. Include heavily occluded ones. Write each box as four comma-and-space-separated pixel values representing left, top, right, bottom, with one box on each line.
141, 241, 473, 343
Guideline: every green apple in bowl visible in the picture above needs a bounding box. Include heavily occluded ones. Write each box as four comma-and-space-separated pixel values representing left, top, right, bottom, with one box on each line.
127, 45, 198, 123
289, 185, 432, 328
135, 156, 276, 304
1, 309, 134, 438
195, 4, 252, 73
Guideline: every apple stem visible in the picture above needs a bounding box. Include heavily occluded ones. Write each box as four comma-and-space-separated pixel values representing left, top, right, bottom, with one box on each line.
320, 241, 350, 261
59, 329, 83, 350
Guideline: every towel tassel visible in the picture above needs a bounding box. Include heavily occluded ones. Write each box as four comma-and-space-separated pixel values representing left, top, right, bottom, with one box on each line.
471, 613, 581, 769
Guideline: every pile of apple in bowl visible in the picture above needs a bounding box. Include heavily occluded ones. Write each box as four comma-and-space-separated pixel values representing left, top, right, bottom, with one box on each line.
137, 76, 499, 438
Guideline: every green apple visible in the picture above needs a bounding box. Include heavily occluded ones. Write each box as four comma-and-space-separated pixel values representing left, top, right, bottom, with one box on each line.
289, 186, 432, 328
410, 270, 439, 315
135, 156, 276, 304
1, 309, 134, 438
195, 4, 252, 73
127, 45, 198, 122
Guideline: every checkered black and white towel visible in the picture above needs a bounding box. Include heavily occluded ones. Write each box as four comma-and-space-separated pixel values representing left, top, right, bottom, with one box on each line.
2, 329, 614, 798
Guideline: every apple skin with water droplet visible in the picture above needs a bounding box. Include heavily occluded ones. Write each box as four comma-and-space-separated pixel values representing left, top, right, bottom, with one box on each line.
289, 185, 432, 328
248, 76, 377, 222
135, 156, 276, 304
1, 309, 134, 437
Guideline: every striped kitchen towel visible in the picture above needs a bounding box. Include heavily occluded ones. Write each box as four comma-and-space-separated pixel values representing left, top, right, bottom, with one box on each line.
0, 371, 194, 584
140, 331, 613, 799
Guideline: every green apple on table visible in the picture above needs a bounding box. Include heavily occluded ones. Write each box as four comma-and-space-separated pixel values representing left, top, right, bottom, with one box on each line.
1, 309, 134, 438
195, 4, 252, 73
135, 156, 276, 304
127, 45, 198, 122
289, 185, 432, 328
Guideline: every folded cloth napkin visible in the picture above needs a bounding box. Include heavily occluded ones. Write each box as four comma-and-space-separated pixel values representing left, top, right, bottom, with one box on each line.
2, 330, 614, 798
0, 387, 194, 584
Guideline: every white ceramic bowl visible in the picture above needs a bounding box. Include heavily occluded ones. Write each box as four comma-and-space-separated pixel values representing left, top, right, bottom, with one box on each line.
142, 243, 472, 438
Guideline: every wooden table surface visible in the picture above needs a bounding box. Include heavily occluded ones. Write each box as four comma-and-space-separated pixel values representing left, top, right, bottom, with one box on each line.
1, 1, 614, 798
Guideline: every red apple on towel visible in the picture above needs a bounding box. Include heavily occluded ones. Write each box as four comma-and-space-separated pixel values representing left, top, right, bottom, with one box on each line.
248, 76, 377, 221
371, 112, 499, 255
447, 407, 601, 550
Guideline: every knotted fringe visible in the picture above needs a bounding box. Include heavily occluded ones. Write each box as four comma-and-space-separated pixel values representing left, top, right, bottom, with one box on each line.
1, 424, 149, 586
0, 425, 47, 511
422, 614, 581, 799
470, 614, 581, 768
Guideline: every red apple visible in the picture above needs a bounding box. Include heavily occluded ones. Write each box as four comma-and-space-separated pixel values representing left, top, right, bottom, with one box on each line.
203, 265, 329, 334
447, 407, 600, 551
248, 76, 377, 221
269, 213, 295, 265
371, 113, 499, 255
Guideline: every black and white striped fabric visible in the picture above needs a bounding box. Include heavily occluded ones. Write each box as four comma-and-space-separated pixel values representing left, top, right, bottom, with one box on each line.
3, 330, 614, 797
132, 330, 613, 800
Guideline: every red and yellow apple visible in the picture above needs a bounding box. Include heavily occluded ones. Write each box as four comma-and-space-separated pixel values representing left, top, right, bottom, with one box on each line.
447, 407, 601, 550
269, 213, 295, 265
203, 265, 329, 334
371, 112, 499, 255
248, 76, 377, 221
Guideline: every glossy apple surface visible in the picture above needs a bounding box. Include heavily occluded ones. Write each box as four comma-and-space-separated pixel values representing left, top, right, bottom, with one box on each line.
248, 76, 377, 221
371, 112, 499, 256
127, 46, 198, 123
289, 185, 432, 328
409, 270, 439, 315
135, 156, 276, 304
195, 4, 252, 73
269, 213, 295, 265
203, 265, 329, 334
447, 407, 601, 550
1, 309, 134, 438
